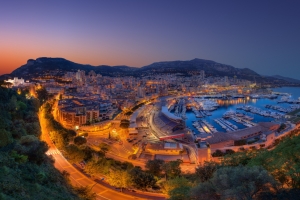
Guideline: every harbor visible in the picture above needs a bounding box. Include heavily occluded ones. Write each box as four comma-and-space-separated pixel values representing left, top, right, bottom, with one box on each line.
214, 118, 237, 132
166, 87, 300, 138
185, 88, 300, 137
192, 120, 217, 134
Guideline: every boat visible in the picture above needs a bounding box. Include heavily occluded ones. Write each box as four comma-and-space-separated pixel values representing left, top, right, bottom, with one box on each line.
223, 110, 236, 118
250, 94, 260, 99
236, 112, 244, 117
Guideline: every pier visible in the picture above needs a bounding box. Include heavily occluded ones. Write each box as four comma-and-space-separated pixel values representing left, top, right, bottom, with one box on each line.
214, 118, 236, 132
192, 120, 217, 134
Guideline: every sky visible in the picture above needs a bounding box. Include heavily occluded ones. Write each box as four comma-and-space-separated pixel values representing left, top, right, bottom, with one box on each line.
1, 1, 300, 79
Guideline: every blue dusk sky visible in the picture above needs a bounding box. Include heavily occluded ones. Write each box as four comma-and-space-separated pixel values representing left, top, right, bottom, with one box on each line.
1, 0, 300, 79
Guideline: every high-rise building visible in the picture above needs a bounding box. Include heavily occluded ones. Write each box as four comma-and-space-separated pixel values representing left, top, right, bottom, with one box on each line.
137, 86, 145, 98
234, 75, 237, 84
75, 70, 86, 82
200, 70, 205, 79
224, 76, 229, 86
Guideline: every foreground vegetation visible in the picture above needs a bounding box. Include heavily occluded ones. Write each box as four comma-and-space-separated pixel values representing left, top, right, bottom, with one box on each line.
164, 128, 300, 200
0, 86, 86, 199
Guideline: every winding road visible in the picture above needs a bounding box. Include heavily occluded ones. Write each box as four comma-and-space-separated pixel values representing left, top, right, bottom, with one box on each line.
39, 108, 166, 200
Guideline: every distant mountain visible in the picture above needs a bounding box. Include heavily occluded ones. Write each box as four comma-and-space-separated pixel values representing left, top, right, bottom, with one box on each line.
1, 57, 298, 86
9, 57, 138, 78
141, 58, 261, 80
272, 75, 300, 84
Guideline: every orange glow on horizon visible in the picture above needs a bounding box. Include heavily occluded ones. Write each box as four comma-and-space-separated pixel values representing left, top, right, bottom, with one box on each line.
0, 35, 152, 75
0, 51, 146, 75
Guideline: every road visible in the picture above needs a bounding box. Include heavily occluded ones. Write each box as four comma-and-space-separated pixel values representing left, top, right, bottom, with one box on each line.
39, 108, 166, 200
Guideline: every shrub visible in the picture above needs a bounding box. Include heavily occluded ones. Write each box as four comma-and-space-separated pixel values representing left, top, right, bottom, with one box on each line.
74, 136, 87, 146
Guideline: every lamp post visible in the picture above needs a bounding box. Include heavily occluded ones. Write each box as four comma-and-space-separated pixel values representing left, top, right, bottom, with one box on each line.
89, 182, 98, 191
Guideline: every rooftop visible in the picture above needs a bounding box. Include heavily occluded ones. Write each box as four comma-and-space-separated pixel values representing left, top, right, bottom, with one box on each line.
161, 106, 182, 121
164, 142, 183, 149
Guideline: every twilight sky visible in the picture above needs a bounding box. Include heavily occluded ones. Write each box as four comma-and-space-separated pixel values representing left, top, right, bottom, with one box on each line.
1, 1, 300, 79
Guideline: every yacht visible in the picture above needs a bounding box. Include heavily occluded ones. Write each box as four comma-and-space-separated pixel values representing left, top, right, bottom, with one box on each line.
223, 110, 236, 118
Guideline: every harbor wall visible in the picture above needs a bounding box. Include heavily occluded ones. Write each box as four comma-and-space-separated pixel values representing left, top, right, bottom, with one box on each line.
208, 123, 300, 162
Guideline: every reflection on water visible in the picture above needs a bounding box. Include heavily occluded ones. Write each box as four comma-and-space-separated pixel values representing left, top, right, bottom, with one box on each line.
186, 97, 283, 134
272, 87, 300, 99
216, 98, 257, 106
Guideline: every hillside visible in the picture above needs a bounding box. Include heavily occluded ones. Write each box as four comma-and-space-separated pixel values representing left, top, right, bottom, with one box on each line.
272, 75, 300, 83
0, 86, 81, 199
141, 58, 261, 80
1, 57, 298, 85
10, 57, 137, 78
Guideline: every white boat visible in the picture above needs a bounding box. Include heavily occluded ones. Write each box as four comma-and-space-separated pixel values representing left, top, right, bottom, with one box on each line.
223, 110, 236, 118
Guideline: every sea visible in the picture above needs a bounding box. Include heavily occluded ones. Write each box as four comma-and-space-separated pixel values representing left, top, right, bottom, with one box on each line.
186, 87, 300, 134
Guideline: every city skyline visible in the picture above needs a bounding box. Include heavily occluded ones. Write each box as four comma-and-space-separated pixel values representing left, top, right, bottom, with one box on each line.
1, 1, 300, 79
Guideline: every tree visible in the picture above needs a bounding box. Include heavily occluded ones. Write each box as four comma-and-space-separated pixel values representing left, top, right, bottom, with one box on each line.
162, 159, 182, 179
15, 136, 48, 164
19, 135, 38, 145
120, 161, 134, 171
256, 188, 300, 200
84, 157, 114, 176
190, 182, 219, 200
125, 111, 133, 116
130, 167, 156, 190
73, 186, 96, 200
211, 149, 224, 157
169, 185, 191, 200
10, 150, 28, 164
277, 123, 287, 132
195, 161, 218, 183
49, 131, 67, 149
191, 165, 277, 200
225, 149, 235, 155
65, 144, 85, 163
0, 129, 13, 147
234, 139, 247, 146
74, 136, 87, 146
84, 159, 102, 176
106, 169, 132, 192
25, 121, 41, 137
145, 159, 165, 177
36, 87, 49, 104
162, 176, 191, 196
248, 135, 300, 188
8, 95, 17, 111
98, 142, 111, 156
222, 150, 258, 167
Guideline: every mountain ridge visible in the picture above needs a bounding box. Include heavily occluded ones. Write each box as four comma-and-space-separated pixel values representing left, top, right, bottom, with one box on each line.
271, 75, 300, 84
1, 57, 298, 86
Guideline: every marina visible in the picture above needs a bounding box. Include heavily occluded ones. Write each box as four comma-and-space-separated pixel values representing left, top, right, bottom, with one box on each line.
167, 87, 300, 138
230, 116, 256, 127
214, 118, 237, 132
192, 107, 211, 118
192, 120, 217, 134
238, 105, 285, 119
185, 88, 300, 136
265, 104, 300, 113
